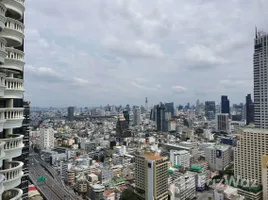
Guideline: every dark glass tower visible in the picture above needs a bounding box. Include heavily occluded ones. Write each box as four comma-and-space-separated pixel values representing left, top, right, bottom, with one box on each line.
156, 103, 165, 131
67, 106, 74, 121
205, 101, 216, 120
165, 102, 174, 119
245, 94, 254, 125
16, 101, 30, 199
221, 95, 230, 114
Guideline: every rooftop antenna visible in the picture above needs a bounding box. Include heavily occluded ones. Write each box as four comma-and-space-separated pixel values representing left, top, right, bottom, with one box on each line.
255, 26, 258, 39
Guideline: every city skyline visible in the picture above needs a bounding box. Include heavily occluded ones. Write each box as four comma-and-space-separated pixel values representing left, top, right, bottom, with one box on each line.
24, 0, 267, 106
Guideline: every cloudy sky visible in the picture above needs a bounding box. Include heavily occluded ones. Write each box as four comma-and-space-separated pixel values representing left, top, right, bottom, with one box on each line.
24, 0, 267, 107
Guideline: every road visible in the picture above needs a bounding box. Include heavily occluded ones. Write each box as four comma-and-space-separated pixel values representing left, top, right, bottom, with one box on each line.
30, 156, 76, 200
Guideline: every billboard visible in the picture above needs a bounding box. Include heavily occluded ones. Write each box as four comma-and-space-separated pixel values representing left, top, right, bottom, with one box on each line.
216, 150, 222, 158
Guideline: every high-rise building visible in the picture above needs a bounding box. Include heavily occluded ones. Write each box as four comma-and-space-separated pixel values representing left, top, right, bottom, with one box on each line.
195, 99, 201, 116
245, 94, 254, 125
123, 110, 130, 124
16, 101, 30, 199
262, 155, 268, 200
165, 102, 174, 119
0, 1, 26, 199
116, 115, 131, 140
234, 128, 267, 199
67, 106, 75, 121
133, 107, 141, 126
135, 152, 168, 200
205, 101, 216, 120
254, 29, 268, 128
40, 128, 55, 150
156, 103, 165, 131
216, 113, 229, 132
221, 95, 230, 114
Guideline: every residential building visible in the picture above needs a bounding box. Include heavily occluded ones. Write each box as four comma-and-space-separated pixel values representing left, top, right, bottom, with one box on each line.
40, 128, 54, 150
253, 29, 268, 128
88, 183, 105, 200
234, 128, 268, 200
262, 155, 268, 200
169, 150, 190, 168
205, 145, 232, 171
0, 1, 26, 199
135, 152, 168, 200
216, 113, 229, 132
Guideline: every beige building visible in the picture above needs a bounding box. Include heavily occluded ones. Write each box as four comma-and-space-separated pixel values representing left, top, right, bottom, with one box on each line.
135, 152, 169, 200
262, 155, 268, 200
234, 128, 268, 199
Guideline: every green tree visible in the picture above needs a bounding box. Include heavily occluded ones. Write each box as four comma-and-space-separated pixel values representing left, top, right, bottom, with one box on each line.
208, 197, 212, 200
120, 189, 137, 200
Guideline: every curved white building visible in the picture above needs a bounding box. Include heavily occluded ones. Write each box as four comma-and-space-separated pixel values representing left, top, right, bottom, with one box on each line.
0, 0, 25, 200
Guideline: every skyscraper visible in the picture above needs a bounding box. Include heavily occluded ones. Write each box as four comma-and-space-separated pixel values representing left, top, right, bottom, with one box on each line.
164, 102, 174, 119
133, 107, 141, 126
0, 1, 26, 199
254, 29, 268, 128
221, 95, 230, 114
245, 94, 254, 125
216, 113, 229, 132
67, 106, 74, 121
134, 152, 168, 200
156, 103, 165, 131
205, 101, 216, 120
16, 101, 30, 199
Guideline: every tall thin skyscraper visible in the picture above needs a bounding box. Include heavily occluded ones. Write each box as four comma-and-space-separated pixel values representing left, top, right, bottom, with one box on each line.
0, 1, 26, 199
145, 97, 148, 111
245, 94, 254, 125
254, 29, 268, 128
68, 106, 75, 121
205, 101, 216, 120
221, 95, 230, 114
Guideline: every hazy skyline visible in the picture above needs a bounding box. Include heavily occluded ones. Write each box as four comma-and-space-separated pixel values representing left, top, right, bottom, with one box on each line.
24, 0, 267, 107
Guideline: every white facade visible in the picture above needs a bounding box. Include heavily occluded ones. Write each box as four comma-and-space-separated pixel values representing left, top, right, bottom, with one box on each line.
170, 150, 190, 168
254, 30, 268, 128
216, 113, 229, 132
40, 128, 54, 150
205, 145, 232, 171
168, 120, 176, 131
113, 145, 126, 156
0, 1, 25, 199
133, 107, 141, 126
169, 173, 196, 200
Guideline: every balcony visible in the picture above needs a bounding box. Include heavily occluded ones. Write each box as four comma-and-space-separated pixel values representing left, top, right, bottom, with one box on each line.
0, 141, 5, 168
0, 3, 6, 31
0, 73, 6, 97
2, 188, 23, 200
0, 174, 4, 198
0, 38, 7, 64
1, 0, 25, 20
1, 134, 23, 158
3, 108, 24, 129
4, 77, 24, 99
3, 47, 24, 72
0, 18, 24, 47
0, 161, 24, 190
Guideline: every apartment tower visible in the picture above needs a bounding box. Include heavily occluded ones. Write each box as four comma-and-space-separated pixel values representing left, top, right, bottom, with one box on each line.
254, 29, 268, 128
135, 152, 168, 200
234, 128, 267, 199
0, 1, 26, 200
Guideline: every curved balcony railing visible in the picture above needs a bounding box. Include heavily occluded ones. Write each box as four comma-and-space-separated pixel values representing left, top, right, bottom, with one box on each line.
4, 108, 24, 120
0, 3, 6, 30
0, 17, 24, 47
5, 77, 23, 90
1, 134, 23, 158
0, 174, 4, 196
1, 0, 25, 20
0, 161, 23, 190
2, 188, 23, 200
3, 47, 24, 72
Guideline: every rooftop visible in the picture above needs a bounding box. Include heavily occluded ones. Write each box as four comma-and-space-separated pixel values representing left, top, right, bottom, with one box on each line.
141, 152, 162, 160
243, 128, 268, 134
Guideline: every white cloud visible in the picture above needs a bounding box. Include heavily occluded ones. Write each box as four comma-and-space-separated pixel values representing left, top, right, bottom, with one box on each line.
172, 85, 187, 93
24, 0, 264, 106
